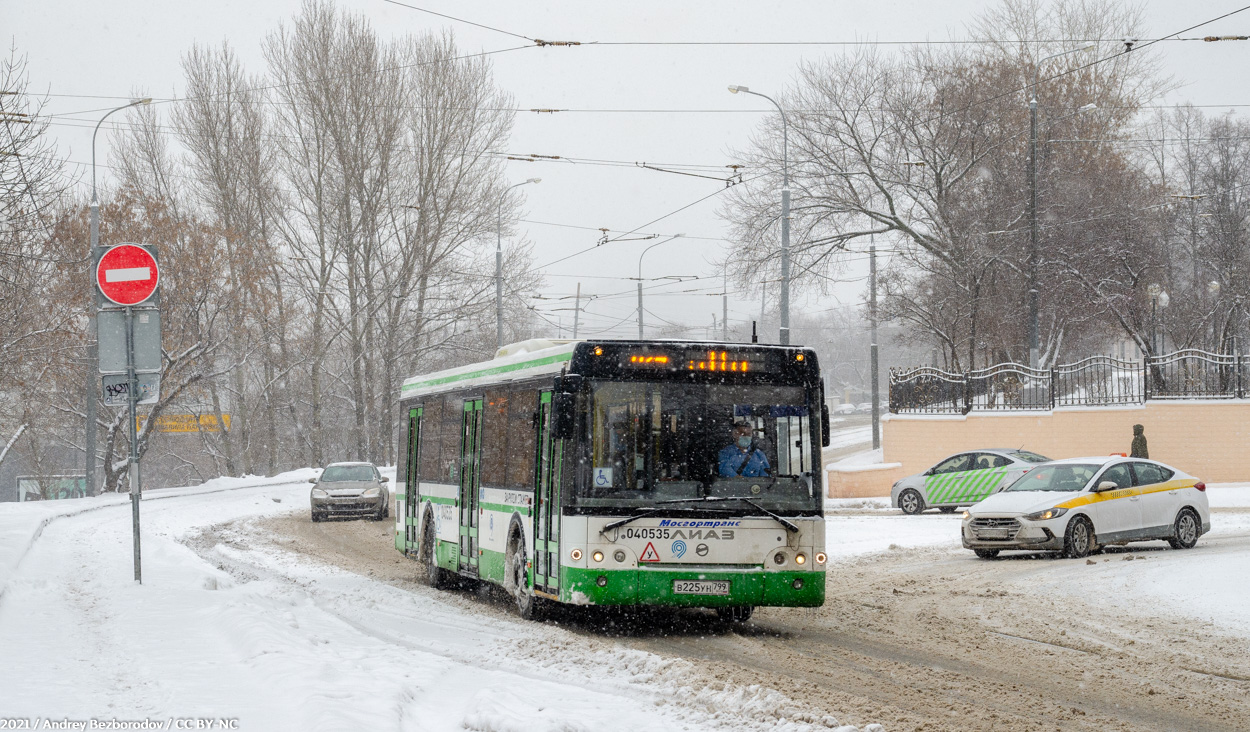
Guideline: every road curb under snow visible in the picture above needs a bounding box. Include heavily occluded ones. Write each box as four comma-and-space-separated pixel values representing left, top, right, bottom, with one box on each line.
0, 471, 314, 604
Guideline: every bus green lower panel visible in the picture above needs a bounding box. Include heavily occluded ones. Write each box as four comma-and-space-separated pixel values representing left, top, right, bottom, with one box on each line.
435, 539, 459, 571
479, 548, 506, 584
561, 567, 825, 608
395, 529, 405, 553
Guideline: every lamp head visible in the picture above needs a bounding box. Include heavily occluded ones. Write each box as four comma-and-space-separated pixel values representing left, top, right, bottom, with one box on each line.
728, 85, 748, 94
527, 178, 541, 184
1157, 291, 1171, 308
133, 97, 152, 106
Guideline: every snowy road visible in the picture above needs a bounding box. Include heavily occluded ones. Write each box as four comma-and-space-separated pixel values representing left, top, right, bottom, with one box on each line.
5, 476, 1250, 731
0, 475, 877, 732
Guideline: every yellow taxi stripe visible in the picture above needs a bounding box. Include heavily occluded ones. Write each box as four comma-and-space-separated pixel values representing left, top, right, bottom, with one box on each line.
1055, 478, 1197, 510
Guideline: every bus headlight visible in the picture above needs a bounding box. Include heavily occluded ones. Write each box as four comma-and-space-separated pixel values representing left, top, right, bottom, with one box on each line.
570, 548, 583, 561
596, 575, 608, 587
795, 553, 807, 565
614, 550, 626, 563
592, 550, 604, 563
815, 552, 827, 565
792, 578, 804, 590
773, 552, 786, 565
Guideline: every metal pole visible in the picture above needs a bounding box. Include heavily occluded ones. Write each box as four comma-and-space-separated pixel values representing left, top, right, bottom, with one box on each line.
722, 295, 728, 342
495, 207, 503, 350
125, 306, 141, 584
730, 87, 789, 344
85, 99, 148, 496
85, 204, 99, 495
870, 236, 880, 450
1027, 87, 1040, 368
495, 180, 538, 351
572, 282, 581, 339
637, 280, 644, 339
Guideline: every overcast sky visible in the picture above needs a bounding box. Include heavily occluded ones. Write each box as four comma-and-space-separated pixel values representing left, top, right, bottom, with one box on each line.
6, 1, 1250, 339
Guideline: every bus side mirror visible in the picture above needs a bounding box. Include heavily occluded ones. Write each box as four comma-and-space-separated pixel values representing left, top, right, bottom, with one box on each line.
821, 403, 831, 447
553, 392, 577, 439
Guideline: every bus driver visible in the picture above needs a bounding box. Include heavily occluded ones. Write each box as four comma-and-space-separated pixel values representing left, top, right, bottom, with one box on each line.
719, 422, 771, 477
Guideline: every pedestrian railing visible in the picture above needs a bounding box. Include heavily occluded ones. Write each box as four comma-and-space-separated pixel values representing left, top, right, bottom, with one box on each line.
887, 366, 967, 414
890, 349, 1246, 413
1147, 349, 1243, 399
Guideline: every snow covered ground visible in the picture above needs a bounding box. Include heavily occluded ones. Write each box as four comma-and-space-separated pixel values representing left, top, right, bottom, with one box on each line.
0, 473, 881, 732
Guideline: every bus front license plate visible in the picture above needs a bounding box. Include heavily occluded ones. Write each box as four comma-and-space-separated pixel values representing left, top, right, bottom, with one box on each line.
673, 580, 730, 596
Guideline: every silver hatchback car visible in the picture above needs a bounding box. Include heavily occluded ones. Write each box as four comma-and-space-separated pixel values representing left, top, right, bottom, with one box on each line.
310, 462, 390, 521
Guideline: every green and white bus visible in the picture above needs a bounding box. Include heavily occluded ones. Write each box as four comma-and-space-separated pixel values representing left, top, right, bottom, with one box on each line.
395, 338, 830, 621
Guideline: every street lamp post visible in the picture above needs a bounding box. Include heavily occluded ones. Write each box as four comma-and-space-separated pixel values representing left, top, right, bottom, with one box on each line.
85, 97, 150, 496
496, 178, 540, 351
729, 84, 791, 345
635, 234, 684, 338
1028, 45, 1094, 368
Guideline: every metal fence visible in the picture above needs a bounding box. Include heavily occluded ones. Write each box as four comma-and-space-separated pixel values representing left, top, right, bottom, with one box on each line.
890, 349, 1247, 414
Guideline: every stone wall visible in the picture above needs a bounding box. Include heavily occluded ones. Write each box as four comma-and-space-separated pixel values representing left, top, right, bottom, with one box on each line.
882, 401, 1250, 484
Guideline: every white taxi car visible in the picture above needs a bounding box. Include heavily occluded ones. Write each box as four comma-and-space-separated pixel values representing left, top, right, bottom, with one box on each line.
891, 449, 1051, 514
962, 456, 1210, 558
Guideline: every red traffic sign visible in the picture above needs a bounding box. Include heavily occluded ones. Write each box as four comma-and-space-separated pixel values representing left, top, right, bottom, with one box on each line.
96, 244, 159, 306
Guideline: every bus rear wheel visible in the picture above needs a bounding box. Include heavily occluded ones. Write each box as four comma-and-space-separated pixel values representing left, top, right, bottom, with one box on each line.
716, 606, 754, 623
507, 532, 541, 621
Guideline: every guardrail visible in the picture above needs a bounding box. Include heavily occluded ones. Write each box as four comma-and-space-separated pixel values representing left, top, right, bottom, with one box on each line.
890, 350, 1246, 413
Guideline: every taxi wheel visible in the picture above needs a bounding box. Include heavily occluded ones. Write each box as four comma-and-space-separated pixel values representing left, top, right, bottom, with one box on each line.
1063, 516, 1095, 558
899, 489, 925, 515
974, 548, 999, 559
1168, 508, 1200, 550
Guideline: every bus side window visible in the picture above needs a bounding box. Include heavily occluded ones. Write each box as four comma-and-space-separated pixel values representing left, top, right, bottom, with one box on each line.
419, 399, 443, 483
505, 389, 537, 489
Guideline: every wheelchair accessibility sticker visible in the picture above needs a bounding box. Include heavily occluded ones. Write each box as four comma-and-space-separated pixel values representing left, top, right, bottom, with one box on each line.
593, 467, 613, 488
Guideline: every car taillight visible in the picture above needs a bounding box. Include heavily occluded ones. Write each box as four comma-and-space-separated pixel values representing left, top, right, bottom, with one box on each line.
1195, 482, 1206, 492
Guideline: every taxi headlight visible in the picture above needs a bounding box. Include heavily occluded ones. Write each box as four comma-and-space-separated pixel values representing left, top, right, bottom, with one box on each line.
961, 510, 971, 521
1023, 507, 1068, 521
311, 488, 328, 498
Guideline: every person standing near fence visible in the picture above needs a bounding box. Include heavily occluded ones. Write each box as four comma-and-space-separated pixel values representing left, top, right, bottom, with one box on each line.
1130, 424, 1149, 459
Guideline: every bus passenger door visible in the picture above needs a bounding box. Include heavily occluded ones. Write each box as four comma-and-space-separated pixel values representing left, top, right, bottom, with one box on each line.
459, 398, 483, 574
404, 407, 422, 553
533, 390, 561, 594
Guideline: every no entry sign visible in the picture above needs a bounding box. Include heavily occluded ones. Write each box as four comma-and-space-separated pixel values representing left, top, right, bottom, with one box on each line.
97, 244, 159, 306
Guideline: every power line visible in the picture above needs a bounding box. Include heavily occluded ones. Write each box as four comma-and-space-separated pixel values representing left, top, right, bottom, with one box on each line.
375, 0, 535, 42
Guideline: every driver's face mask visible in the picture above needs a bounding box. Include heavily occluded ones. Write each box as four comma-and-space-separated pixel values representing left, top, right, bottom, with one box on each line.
736, 435, 753, 450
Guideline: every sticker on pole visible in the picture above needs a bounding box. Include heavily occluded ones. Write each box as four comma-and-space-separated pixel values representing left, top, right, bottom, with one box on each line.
639, 542, 660, 563
96, 244, 159, 306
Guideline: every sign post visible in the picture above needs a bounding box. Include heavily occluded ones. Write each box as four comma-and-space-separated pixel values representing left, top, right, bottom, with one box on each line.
95, 243, 161, 584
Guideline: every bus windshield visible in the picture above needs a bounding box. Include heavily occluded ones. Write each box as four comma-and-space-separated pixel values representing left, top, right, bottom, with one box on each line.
578, 379, 819, 513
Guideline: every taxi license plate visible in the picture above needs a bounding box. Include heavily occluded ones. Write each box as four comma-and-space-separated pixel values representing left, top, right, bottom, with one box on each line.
673, 580, 730, 595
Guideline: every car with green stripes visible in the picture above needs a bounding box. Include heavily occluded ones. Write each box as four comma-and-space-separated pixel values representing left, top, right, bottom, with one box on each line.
891, 449, 1050, 515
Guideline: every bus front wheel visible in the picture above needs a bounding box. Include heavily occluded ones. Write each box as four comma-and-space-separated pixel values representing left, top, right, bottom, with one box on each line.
507, 531, 541, 621
716, 606, 754, 623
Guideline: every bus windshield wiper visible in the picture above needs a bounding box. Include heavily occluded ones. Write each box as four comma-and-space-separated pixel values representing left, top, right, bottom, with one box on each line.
656, 496, 800, 534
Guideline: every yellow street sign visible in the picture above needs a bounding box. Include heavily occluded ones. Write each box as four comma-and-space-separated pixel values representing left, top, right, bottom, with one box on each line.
136, 414, 232, 433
